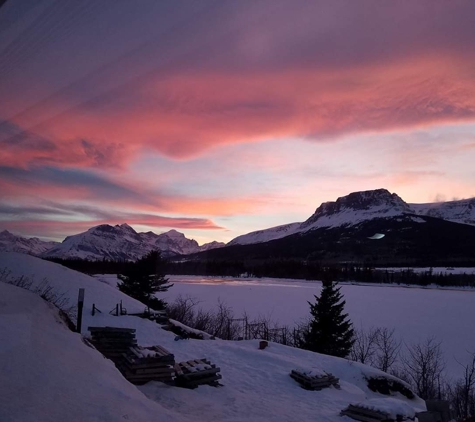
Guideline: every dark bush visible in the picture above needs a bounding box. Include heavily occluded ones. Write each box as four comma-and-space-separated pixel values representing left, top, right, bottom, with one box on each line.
367, 376, 415, 400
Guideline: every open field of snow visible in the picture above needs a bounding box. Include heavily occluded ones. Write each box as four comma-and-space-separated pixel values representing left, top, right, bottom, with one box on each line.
1, 252, 426, 422
162, 275, 475, 379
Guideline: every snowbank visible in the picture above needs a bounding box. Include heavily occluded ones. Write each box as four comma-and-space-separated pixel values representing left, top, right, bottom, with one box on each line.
0, 253, 426, 421
0, 282, 181, 422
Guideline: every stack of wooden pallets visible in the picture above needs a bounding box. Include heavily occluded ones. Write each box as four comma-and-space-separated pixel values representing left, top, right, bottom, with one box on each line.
88, 326, 137, 361
118, 345, 175, 385
174, 359, 222, 388
340, 404, 403, 422
290, 369, 340, 391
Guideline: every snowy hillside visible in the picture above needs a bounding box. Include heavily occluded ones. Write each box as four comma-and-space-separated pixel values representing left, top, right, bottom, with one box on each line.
411, 198, 475, 226
228, 223, 301, 246
198, 240, 227, 251
0, 230, 58, 255
42, 224, 224, 260
0, 252, 426, 421
0, 282, 180, 422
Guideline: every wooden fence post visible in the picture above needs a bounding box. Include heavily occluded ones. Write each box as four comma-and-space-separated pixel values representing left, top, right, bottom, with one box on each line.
77, 288, 85, 333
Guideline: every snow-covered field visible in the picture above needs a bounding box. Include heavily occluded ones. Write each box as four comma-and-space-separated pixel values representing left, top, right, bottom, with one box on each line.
1, 252, 426, 422
161, 275, 475, 379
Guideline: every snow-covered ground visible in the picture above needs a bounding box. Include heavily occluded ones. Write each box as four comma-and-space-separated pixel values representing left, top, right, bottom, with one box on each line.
159, 275, 475, 379
0, 252, 426, 421
0, 282, 181, 422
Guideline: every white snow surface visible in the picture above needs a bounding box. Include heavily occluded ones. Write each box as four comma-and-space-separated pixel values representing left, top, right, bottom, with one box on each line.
0, 253, 426, 421
0, 282, 181, 422
412, 198, 475, 226
351, 397, 416, 419
164, 275, 475, 379
228, 223, 302, 246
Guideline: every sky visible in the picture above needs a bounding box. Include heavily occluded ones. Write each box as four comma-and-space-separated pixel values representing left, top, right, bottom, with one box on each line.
1, 0, 475, 244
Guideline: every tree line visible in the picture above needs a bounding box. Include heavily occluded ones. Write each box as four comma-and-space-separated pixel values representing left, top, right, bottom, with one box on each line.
48, 255, 475, 288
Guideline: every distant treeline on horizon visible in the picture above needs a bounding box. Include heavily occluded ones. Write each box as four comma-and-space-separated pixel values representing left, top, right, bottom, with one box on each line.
46, 256, 475, 288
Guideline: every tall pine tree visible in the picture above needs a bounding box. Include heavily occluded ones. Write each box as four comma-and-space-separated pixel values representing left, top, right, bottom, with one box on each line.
118, 250, 173, 310
303, 278, 354, 358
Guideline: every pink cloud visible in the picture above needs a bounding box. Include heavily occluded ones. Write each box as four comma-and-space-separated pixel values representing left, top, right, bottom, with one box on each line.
2, 54, 475, 169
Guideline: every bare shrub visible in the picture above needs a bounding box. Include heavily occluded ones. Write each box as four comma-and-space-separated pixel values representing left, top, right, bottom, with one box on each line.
166, 295, 199, 326
374, 328, 401, 373
1, 272, 76, 322
448, 351, 475, 420
351, 327, 380, 365
401, 337, 446, 400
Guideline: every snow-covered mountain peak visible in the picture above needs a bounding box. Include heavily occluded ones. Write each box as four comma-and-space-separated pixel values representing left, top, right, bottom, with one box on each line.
42, 223, 224, 260
315, 189, 408, 217
300, 189, 411, 231
229, 189, 415, 246
118, 223, 136, 233
411, 197, 475, 226
199, 240, 226, 251
162, 229, 186, 238
0, 229, 16, 240
0, 230, 58, 255
228, 223, 302, 246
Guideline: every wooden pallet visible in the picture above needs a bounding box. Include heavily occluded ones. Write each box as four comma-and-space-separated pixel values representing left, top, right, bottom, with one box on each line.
88, 327, 136, 333
118, 345, 176, 385
88, 327, 138, 361
174, 359, 221, 388
340, 404, 394, 422
290, 370, 340, 391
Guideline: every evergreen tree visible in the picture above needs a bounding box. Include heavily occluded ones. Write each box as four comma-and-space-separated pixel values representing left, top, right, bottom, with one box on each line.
118, 250, 173, 310
303, 278, 354, 357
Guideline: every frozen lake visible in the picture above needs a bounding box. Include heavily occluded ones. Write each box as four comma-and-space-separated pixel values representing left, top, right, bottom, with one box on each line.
163, 275, 475, 379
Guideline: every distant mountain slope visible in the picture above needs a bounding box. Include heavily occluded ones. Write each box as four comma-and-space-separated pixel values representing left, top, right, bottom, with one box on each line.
411, 198, 475, 226
228, 223, 301, 246
42, 224, 224, 260
0, 230, 58, 255
197, 214, 475, 265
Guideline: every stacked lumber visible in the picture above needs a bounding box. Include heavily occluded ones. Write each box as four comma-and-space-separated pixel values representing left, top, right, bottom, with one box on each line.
174, 359, 221, 388
290, 369, 340, 391
118, 345, 175, 385
88, 327, 137, 360
340, 404, 400, 422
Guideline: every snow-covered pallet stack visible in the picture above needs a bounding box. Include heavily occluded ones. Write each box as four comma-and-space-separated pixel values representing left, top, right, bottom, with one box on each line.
88, 326, 137, 360
118, 345, 175, 385
340, 404, 411, 422
290, 369, 340, 391
174, 359, 222, 389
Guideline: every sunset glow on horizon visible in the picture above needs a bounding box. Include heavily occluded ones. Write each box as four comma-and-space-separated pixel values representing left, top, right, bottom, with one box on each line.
1, 0, 475, 244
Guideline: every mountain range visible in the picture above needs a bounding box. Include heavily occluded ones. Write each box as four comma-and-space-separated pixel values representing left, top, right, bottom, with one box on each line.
1, 188, 475, 264
0, 224, 225, 261
229, 189, 475, 246
197, 189, 475, 265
